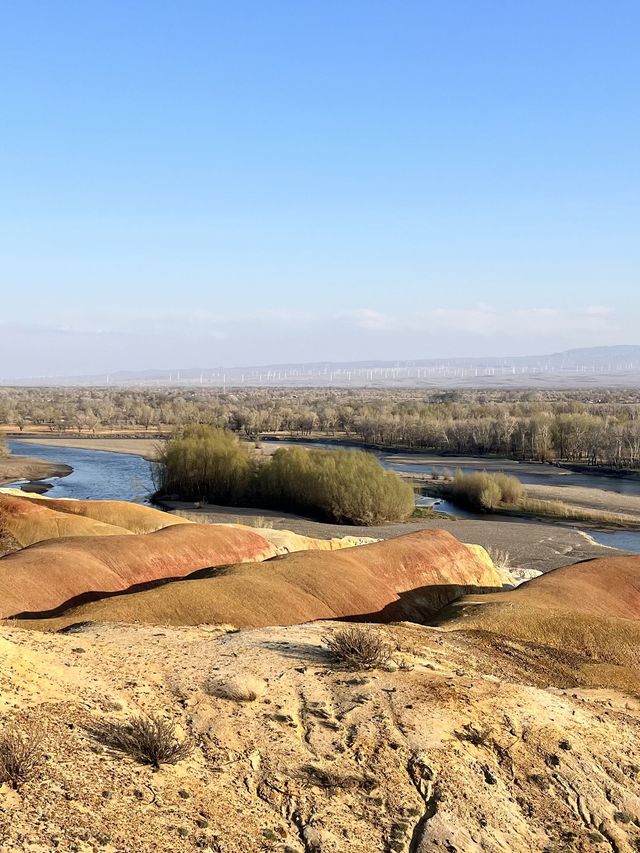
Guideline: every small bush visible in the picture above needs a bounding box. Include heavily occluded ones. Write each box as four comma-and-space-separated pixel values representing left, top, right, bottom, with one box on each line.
492, 473, 524, 504
478, 480, 502, 510
92, 713, 193, 769
446, 470, 523, 511
258, 446, 414, 524
487, 547, 512, 570
0, 724, 44, 789
154, 425, 255, 504
207, 675, 266, 702
324, 626, 391, 669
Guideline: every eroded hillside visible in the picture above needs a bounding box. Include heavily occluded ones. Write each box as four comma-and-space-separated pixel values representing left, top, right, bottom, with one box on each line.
1, 619, 640, 852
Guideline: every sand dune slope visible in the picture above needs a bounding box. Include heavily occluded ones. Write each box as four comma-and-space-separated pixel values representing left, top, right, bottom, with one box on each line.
24, 529, 503, 629
436, 554, 640, 678
0, 523, 275, 618
0, 492, 133, 546
1, 491, 190, 540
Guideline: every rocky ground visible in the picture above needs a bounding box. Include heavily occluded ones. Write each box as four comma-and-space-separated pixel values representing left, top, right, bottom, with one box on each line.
1, 619, 640, 852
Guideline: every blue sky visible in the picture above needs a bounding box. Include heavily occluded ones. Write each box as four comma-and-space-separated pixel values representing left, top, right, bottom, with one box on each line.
1, 1, 638, 376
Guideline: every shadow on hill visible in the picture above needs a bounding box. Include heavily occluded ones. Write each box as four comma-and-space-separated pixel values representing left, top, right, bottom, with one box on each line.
258, 640, 333, 662
11, 578, 505, 628
337, 583, 505, 625
9, 563, 234, 621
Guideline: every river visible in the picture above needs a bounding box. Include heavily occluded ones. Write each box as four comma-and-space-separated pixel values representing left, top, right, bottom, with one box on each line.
5, 438, 640, 553
6, 439, 154, 502
266, 439, 640, 496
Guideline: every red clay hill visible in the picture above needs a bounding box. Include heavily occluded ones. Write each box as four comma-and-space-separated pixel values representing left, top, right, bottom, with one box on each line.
0, 491, 504, 625
17, 528, 503, 629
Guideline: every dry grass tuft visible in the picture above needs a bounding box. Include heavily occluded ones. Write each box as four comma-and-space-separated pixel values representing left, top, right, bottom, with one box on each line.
90, 713, 193, 769
251, 516, 275, 529
0, 723, 45, 789
299, 763, 377, 792
324, 626, 391, 670
487, 547, 512, 571
519, 497, 640, 528
207, 674, 267, 702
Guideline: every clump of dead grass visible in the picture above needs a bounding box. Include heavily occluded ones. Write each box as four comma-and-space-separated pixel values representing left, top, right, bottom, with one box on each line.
0, 722, 45, 789
251, 516, 275, 529
324, 626, 391, 670
90, 713, 193, 769
520, 497, 640, 528
487, 547, 512, 571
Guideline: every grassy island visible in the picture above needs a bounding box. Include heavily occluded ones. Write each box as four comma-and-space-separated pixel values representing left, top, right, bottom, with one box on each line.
154, 425, 414, 526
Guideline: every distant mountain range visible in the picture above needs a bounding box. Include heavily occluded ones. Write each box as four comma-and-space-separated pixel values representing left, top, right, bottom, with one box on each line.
4, 345, 640, 388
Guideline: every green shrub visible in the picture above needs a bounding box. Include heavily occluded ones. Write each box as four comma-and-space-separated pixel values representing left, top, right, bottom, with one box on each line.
154, 426, 414, 525
493, 472, 523, 504
446, 470, 523, 511
154, 425, 256, 503
478, 479, 502, 510
257, 446, 414, 524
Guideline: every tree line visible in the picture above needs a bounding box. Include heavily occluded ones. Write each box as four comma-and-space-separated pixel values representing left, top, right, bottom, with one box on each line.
2, 386, 640, 468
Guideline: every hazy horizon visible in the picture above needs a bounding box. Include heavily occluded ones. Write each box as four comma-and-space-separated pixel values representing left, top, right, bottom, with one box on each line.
2, 2, 638, 375
3, 345, 640, 388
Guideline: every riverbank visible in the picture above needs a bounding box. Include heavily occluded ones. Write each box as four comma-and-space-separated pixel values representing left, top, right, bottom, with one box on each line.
426, 479, 640, 530
13, 436, 160, 461
15, 435, 640, 526
524, 482, 640, 521
6, 440, 154, 503
0, 454, 72, 487
9, 432, 640, 479
164, 500, 617, 573
4, 439, 635, 568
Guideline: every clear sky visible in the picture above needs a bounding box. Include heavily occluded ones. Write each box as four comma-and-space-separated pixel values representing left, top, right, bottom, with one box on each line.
1, 1, 638, 377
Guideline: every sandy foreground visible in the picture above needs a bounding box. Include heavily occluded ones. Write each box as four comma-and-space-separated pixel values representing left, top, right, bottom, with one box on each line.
1, 618, 640, 852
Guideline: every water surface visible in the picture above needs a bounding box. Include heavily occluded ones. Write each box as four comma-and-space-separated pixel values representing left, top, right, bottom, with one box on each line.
588, 530, 640, 554
268, 439, 640, 496
7, 440, 153, 502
